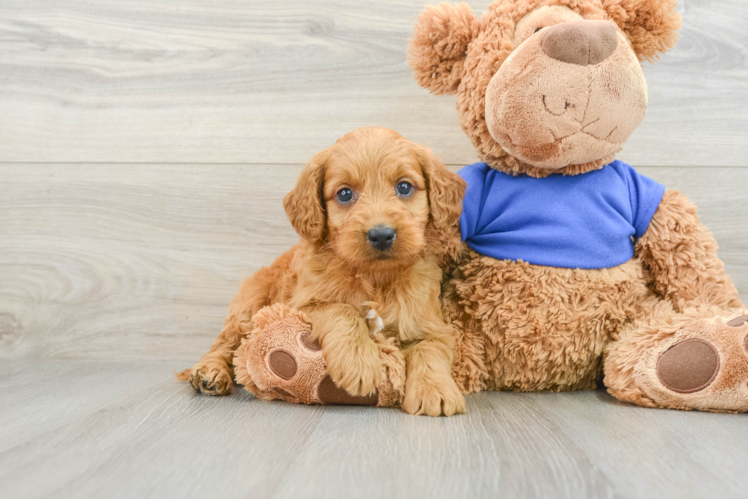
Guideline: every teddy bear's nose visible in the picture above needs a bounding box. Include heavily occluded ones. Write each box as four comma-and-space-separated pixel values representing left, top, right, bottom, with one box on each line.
540, 20, 618, 66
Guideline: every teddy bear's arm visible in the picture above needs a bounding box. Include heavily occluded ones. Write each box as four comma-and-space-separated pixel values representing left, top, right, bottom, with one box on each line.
634, 189, 743, 312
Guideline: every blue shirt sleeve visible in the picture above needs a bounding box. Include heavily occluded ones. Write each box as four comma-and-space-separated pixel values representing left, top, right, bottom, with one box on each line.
620, 162, 666, 240
457, 163, 487, 242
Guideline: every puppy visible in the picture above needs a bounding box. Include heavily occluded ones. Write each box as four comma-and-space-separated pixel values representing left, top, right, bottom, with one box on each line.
181, 127, 467, 416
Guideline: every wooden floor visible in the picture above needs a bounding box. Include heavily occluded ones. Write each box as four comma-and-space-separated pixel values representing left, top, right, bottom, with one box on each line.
1, 358, 747, 499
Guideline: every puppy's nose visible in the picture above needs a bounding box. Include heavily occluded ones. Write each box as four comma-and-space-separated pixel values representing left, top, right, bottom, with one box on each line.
367, 226, 396, 251
541, 20, 618, 66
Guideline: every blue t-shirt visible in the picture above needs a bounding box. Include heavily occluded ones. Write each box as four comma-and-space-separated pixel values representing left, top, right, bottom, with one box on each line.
458, 160, 665, 269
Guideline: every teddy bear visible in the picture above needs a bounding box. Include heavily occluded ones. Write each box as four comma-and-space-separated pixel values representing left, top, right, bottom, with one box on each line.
407, 0, 748, 412
231, 0, 748, 414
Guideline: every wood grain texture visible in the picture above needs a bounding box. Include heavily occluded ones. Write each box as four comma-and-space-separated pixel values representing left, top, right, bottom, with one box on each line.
1, 2, 746, 496
1, 358, 747, 498
0, 0, 746, 166
1, 163, 746, 362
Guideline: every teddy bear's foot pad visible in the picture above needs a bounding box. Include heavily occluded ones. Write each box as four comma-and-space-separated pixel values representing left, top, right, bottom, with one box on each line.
641, 311, 748, 412
318, 376, 379, 406
267, 349, 299, 380
656, 339, 720, 394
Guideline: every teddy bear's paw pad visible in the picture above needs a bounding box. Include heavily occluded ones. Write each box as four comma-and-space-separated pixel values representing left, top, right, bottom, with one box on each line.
656, 339, 720, 394
317, 376, 379, 406
267, 349, 298, 380
237, 311, 328, 404
726, 314, 748, 328
300, 331, 321, 351
643, 314, 748, 412
724, 312, 748, 357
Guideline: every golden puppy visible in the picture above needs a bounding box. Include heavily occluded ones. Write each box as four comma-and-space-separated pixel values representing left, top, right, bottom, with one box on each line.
180, 127, 467, 416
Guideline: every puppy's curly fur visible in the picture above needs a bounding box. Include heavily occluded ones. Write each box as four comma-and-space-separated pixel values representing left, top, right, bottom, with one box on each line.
178, 127, 467, 416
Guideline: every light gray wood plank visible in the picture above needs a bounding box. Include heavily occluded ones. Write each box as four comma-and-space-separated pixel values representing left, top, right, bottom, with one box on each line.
1, 358, 747, 498
625, 0, 748, 167
0, 0, 746, 166
524, 391, 748, 498
0, 163, 301, 361
1, 164, 746, 362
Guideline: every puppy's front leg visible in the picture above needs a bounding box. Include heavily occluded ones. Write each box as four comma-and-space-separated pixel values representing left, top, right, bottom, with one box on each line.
402, 327, 466, 417
181, 316, 244, 396
306, 304, 382, 397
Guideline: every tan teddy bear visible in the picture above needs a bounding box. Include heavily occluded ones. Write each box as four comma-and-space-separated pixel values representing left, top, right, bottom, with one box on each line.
408, 0, 748, 412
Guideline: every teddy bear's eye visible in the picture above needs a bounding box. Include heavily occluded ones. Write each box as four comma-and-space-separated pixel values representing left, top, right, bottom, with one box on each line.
535, 27, 543, 33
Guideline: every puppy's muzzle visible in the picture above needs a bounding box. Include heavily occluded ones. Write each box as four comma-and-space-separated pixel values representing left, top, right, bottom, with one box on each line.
367, 226, 396, 251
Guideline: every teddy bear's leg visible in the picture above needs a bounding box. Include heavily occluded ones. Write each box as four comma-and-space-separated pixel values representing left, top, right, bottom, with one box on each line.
604, 300, 748, 412
233, 304, 405, 407
605, 189, 748, 411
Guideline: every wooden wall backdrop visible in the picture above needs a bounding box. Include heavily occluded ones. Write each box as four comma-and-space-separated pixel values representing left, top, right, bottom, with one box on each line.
1, 0, 747, 362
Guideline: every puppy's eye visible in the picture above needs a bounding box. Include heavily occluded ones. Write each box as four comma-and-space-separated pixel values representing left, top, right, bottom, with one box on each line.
396, 181, 413, 197
337, 188, 354, 204
535, 27, 543, 33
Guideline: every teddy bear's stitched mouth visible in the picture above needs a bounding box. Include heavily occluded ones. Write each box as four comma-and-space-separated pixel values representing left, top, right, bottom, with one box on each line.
502, 123, 620, 158
548, 129, 619, 146
540, 108, 619, 145
501, 127, 623, 169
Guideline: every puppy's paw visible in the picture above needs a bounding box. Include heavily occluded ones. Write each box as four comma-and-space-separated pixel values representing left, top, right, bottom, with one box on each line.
187, 360, 233, 396
403, 375, 466, 417
324, 338, 382, 397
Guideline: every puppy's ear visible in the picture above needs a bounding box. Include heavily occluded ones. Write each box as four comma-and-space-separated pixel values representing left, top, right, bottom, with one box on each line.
417, 146, 466, 232
408, 2, 481, 95
284, 148, 329, 244
603, 0, 681, 62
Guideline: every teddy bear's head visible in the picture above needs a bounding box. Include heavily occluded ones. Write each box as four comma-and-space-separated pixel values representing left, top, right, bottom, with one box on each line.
408, 0, 681, 177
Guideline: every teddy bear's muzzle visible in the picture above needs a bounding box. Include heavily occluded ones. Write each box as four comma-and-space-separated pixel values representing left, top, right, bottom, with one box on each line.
485, 19, 647, 170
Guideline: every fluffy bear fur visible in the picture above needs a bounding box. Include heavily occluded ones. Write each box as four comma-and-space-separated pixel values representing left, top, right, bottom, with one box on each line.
408, 0, 748, 412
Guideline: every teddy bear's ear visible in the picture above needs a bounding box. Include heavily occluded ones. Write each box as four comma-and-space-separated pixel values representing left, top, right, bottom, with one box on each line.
603, 0, 682, 62
408, 2, 482, 95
